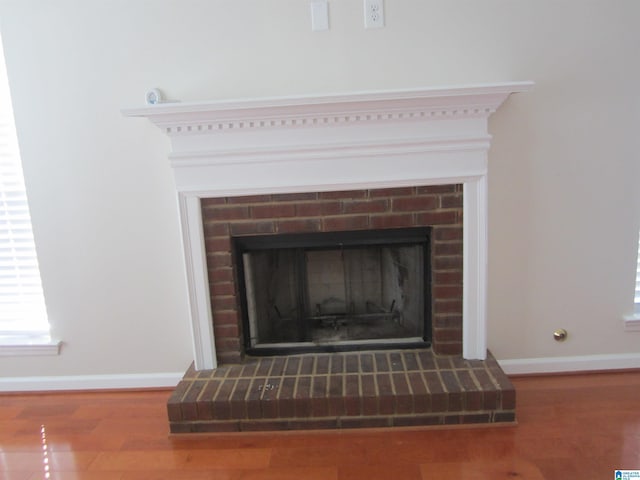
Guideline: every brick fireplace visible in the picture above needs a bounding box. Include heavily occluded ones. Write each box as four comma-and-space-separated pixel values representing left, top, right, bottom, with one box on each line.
124, 83, 532, 370
203, 185, 463, 364
124, 82, 531, 431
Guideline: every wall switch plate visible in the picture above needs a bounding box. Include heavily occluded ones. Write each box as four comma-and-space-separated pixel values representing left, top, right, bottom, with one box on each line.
364, 0, 384, 28
310, 1, 329, 31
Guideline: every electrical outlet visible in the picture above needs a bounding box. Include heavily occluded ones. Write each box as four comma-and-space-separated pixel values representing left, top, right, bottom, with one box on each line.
364, 0, 384, 28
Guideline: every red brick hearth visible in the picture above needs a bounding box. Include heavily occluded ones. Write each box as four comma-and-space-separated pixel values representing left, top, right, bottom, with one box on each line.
167, 349, 515, 433
202, 185, 463, 364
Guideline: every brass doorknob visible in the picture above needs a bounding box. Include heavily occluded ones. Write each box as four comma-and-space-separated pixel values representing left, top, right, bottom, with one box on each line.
553, 329, 568, 341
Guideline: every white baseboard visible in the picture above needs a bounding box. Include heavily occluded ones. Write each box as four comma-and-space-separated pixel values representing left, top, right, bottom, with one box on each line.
2, 354, 639, 392
498, 352, 640, 375
0, 372, 184, 392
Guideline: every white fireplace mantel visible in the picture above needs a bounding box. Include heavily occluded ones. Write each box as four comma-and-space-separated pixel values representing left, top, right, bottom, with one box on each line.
123, 82, 533, 370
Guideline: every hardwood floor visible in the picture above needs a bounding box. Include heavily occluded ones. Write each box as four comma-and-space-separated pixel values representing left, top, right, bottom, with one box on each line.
1, 371, 639, 479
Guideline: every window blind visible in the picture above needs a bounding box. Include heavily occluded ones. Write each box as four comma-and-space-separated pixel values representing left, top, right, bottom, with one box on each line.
0, 36, 49, 340
635, 235, 640, 313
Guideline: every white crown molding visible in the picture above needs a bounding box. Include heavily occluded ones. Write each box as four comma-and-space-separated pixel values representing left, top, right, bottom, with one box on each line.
0, 372, 184, 392
123, 82, 533, 370
122, 82, 534, 136
499, 352, 640, 375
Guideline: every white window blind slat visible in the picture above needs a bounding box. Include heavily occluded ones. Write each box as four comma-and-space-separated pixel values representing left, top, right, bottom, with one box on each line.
635, 238, 640, 305
0, 36, 50, 339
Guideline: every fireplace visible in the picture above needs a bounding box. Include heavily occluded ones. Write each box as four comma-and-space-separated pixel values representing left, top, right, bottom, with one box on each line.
202, 184, 464, 362
123, 83, 532, 432
123, 82, 533, 370
236, 227, 430, 353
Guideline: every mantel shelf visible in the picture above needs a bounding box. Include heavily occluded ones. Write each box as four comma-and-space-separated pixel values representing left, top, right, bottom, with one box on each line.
122, 82, 533, 136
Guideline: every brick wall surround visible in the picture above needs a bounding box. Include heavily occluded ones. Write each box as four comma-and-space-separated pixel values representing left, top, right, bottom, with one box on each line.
201, 184, 463, 364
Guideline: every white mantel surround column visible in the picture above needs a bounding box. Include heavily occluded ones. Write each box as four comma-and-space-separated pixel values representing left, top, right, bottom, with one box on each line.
123, 82, 532, 370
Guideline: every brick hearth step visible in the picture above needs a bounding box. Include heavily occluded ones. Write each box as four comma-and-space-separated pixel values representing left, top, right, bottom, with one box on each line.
167, 349, 515, 433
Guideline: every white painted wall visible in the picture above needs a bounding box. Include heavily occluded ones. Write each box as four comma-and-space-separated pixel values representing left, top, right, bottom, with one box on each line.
0, 0, 638, 384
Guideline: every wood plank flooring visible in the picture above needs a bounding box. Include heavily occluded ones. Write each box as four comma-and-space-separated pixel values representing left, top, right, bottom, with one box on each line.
1, 370, 639, 479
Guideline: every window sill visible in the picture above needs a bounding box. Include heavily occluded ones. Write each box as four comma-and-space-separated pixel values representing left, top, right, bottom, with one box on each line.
0, 337, 61, 356
623, 314, 640, 332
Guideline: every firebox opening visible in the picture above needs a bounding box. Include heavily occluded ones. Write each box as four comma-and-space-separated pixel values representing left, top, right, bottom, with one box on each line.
234, 228, 432, 355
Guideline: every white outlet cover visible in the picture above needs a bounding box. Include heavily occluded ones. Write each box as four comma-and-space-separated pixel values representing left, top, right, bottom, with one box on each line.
310, 1, 329, 31
364, 0, 384, 28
